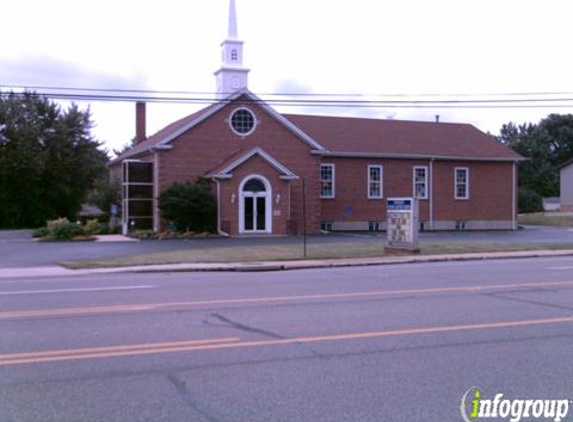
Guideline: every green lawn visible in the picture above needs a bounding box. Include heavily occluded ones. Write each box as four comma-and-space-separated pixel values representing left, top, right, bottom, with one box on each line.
61, 242, 573, 269
518, 212, 573, 227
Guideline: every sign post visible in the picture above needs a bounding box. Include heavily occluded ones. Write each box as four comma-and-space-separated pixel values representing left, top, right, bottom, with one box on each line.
386, 197, 420, 253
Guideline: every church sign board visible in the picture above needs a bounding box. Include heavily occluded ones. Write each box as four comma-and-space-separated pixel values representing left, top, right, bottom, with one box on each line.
386, 197, 419, 248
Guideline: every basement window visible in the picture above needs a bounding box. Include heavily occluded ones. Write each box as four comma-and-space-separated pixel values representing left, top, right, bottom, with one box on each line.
369, 221, 383, 232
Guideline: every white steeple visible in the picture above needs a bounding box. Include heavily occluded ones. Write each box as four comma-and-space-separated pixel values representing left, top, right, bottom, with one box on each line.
228, 0, 238, 39
215, 0, 250, 98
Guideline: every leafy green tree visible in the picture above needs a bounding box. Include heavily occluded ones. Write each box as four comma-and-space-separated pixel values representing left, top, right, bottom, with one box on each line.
0, 92, 108, 228
158, 179, 216, 232
518, 187, 543, 213
499, 114, 573, 198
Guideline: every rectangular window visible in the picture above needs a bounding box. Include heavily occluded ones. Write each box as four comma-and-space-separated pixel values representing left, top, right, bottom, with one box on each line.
368, 165, 383, 199
320, 164, 335, 198
369, 221, 383, 232
413, 166, 428, 199
455, 167, 469, 199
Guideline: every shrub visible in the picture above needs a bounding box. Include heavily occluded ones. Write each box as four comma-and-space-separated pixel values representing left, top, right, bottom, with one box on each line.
84, 218, 101, 236
42, 217, 87, 240
32, 227, 50, 238
159, 179, 216, 232
518, 187, 543, 213
132, 230, 157, 240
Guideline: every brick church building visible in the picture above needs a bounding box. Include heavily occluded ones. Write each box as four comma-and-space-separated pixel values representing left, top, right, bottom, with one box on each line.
112, 0, 523, 236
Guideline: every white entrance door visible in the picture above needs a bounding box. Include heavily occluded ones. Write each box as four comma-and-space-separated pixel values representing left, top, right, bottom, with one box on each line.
239, 176, 272, 234
243, 194, 266, 232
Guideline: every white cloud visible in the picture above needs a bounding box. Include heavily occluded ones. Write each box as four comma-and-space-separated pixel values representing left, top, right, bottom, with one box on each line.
0, 56, 147, 90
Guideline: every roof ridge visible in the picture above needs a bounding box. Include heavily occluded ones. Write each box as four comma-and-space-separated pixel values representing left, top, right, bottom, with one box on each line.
283, 113, 474, 127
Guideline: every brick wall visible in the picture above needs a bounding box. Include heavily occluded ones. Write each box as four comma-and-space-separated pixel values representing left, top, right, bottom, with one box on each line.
218, 155, 292, 235
319, 157, 515, 229
143, 96, 321, 233
110, 95, 517, 234
432, 161, 514, 221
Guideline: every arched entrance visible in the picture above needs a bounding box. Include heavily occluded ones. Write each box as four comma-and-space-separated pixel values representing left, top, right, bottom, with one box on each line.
239, 175, 272, 234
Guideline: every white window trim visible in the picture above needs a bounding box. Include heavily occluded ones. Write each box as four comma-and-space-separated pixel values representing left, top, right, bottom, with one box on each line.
367, 165, 383, 199
320, 163, 335, 199
413, 166, 429, 200
229, 107, 257, 137
455, 167, 470, 200
238, 174, 273, 234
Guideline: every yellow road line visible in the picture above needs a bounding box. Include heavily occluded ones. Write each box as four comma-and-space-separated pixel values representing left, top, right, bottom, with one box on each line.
2, 279, 573, 320
0, 337, 240, 365
0, 304, 159, 319
2, 316, 573, 366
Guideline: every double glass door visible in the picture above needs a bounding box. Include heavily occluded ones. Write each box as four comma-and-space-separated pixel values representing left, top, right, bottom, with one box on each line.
243, 194, 266, 232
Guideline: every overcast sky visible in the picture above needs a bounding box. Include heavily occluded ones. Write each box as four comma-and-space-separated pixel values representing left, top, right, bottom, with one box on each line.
1, 0, 572, 154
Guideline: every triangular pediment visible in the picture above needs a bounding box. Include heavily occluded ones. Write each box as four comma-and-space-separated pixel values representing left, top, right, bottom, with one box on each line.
157, 89, 325, 151
205, 147, 298, 180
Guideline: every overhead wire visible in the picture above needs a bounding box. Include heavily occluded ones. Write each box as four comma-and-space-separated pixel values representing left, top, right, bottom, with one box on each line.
2, 84, 573, 98
1, 85, 573, 109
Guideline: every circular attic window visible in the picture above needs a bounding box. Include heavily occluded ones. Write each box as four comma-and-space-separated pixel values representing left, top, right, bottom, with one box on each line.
230, 108, 256, 136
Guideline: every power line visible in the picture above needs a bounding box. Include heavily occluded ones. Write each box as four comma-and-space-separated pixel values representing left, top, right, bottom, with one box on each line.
1, 87, 573, 110
2, 84, 573, 98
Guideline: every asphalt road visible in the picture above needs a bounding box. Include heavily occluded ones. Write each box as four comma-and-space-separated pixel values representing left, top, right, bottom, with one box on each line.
1, 258, 573, 421
2, 225, 573, 268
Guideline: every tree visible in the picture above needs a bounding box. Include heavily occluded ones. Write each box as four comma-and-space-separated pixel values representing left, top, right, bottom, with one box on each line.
0, 92, 109, 228
518, 187, 543, 213
86, 174, 122, 221
113, 137, 136, 158
158, 179, 216, 232
498, 114, 573, 198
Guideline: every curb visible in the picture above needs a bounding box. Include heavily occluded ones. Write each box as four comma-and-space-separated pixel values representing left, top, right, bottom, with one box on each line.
2, 249, 573, 279
81, 249, 573, 274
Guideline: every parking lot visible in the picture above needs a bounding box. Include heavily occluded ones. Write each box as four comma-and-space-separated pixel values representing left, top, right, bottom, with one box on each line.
1, 226, 573, 268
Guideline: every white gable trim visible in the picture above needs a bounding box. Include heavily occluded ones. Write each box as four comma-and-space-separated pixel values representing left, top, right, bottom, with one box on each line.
206, 147, 299, 180
156, 89, 324, 151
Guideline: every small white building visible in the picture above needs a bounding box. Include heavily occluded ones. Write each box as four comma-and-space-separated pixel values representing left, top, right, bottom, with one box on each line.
542, 197, 560, 212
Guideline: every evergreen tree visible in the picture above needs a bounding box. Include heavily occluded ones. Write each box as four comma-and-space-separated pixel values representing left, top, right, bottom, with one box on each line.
0, 92, 108, 228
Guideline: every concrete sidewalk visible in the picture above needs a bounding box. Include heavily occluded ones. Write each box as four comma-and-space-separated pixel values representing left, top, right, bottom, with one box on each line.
94, 235, 139, 242
1, 249, 573, 279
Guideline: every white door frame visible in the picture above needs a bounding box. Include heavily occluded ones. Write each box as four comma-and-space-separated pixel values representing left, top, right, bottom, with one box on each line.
238, 174, 272, 234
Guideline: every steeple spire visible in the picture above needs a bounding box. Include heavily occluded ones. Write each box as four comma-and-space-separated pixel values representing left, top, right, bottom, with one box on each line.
228, 0, 238, 39
214, 0, 250, 98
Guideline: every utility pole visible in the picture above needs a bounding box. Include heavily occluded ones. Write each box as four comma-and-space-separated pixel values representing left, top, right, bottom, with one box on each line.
302, 178, 307, 258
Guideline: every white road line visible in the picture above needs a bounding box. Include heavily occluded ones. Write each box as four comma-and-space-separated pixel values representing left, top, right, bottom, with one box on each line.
0, 285, 155, 296
0, 275, 155, 285
549, 267, 573, 270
